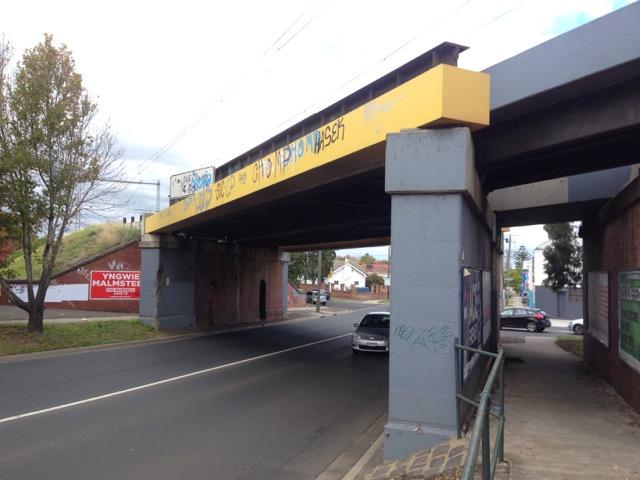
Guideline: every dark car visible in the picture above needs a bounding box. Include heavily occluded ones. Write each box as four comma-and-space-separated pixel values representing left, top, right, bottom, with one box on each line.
500, 307, 551, 332
352, 312, 390, 353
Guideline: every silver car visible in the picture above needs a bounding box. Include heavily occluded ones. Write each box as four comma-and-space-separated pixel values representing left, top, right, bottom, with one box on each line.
352, 312, 390, 354
307, 290, 327, 305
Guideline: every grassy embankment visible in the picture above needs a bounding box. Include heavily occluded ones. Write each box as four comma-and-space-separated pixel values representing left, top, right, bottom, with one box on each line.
556, 335, 583, 357
0, 320, 167, 356
0, 223, 152, 357
2, 223, 140, 278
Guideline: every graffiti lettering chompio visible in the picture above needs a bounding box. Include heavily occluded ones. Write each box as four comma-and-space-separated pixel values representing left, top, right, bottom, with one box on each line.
145, 65, 490, 234
263, 116, 347, 184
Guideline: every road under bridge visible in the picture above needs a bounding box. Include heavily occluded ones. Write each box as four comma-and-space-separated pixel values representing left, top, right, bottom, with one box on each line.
141, 3, 640, 459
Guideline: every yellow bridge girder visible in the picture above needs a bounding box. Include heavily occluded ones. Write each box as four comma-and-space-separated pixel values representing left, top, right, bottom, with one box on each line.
145, 64, 489, 234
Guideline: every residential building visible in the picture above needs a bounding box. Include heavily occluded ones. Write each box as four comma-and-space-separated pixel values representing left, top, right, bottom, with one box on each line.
532, 240, 550, 286
328, 257, 367, 291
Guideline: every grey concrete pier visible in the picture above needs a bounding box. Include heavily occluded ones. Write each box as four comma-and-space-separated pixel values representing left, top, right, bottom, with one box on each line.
384, 128, 495, 459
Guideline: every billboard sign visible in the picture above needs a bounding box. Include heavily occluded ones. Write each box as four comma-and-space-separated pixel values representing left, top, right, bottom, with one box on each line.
619, 271, 640, 373
169, 167, 215, 200
588, 272, 609, 347
90, 271, 140, 300
462, 267, 482, 382
482, 271, 492, 346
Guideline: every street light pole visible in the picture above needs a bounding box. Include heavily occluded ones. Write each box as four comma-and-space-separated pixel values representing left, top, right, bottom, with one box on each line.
316, 250, 322, 313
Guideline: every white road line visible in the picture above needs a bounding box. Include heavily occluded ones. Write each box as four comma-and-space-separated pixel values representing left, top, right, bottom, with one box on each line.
0, 333, 352, 425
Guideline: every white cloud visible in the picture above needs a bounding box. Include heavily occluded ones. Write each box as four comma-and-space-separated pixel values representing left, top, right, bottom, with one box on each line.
3, 0, 635, 223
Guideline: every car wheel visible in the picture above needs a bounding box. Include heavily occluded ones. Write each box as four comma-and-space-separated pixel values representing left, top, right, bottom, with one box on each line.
352, 348, 359, 355
574, 324, 584, 335
526, 320, 537, 332
322, 301, 326, 305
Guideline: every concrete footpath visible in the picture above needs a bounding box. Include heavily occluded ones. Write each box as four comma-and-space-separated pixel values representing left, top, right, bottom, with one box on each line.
345, 335, 640, 479
503, 336, 640, 479
0, 304, 349, 326
0, 305, 135, 324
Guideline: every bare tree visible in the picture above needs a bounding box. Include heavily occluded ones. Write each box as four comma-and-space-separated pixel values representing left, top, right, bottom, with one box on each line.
0, 34, 124, 333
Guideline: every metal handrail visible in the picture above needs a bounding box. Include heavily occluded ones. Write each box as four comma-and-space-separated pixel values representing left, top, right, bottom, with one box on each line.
454, 339, 505, 480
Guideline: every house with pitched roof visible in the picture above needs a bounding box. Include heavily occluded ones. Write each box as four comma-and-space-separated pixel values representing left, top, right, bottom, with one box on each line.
328, 257, 367, 291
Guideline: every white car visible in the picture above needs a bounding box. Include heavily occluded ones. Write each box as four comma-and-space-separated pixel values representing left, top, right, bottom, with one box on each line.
352, 312, 390, 354
568, 318, 584, 335
306, 290, 327, 305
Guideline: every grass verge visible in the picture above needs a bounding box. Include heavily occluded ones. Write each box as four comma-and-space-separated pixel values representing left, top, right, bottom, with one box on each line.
377, 298, 390, 304
0, 320, 166, 357
556, 335, 583, 357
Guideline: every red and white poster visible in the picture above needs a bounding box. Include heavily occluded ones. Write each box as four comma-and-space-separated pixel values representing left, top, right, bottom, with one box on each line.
90, 270, 140, 300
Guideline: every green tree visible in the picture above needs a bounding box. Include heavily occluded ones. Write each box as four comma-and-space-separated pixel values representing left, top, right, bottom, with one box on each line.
542, 223, 582, 291
0, 35, 123, 333
514, 245, 531, 270
365, 273, 385, 288
287, 250, 336, 284
359, 253, 376, 265
506, 268, 522, 292
287, 252, 308, 286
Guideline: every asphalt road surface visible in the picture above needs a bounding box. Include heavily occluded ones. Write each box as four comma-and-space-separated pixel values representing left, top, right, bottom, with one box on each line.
0, 302, 388, 480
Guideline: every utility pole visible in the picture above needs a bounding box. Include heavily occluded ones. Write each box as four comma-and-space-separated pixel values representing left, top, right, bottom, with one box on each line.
506, 235, 512, 272
316, 250, 322, 313
387, 245, 391, 299
98, 178, 161, 212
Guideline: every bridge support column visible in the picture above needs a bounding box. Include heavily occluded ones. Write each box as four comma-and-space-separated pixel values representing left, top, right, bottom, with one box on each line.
384, 128, 494, 459
139, 233, 196, 329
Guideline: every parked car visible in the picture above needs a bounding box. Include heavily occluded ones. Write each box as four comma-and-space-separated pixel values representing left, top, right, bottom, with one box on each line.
306, 290, 327, 305
500, 307, 551, 332
352, 312, 390, 354
568, 318, 584, 335
320, 289, 330, 301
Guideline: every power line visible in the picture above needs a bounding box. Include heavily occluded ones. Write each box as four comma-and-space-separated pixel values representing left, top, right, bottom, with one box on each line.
263, 0, 521, 140
129, 0, 521, 212
120, 0, 331, 211
133, 0, 330, 179
264, 0, 476, 136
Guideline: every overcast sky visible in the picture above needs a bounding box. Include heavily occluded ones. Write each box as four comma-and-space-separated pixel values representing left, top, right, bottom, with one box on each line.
2, 0, 635, 259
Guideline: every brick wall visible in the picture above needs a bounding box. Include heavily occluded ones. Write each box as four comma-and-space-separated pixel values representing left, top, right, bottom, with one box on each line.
194, 244, 284, 328
287, 283, 306, 307
583, 177, 640, 413
0, 242, 140, 314
331, 290, 388, 301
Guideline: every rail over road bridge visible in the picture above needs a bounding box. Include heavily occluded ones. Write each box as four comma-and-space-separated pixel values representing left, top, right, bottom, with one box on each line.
141, 3, 640, 460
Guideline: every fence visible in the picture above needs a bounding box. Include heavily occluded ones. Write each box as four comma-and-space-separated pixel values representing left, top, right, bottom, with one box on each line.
454, 339, 505, 480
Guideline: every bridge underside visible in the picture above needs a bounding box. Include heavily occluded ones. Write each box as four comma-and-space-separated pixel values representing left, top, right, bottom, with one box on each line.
183, 166, 389, 249
139, 2, 640, 463
156, 69, 640, 248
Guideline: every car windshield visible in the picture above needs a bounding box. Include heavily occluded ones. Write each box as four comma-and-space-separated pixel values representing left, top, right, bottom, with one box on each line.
360, 314, 390, 328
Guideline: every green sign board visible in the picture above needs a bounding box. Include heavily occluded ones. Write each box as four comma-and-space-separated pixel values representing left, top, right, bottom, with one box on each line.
619, 271, 640, 373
